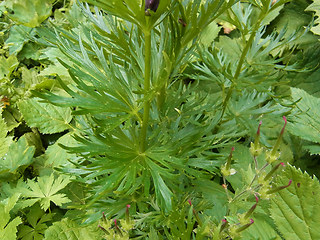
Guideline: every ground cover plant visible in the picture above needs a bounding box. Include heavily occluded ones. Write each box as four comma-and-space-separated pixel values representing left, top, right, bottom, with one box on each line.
1, 0, 320, 239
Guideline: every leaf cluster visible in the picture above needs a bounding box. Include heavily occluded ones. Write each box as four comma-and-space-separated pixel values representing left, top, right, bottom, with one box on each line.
0, 0, 320, 239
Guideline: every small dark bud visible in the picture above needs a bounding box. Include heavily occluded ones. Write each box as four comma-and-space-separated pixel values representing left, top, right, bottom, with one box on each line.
178, 18, 187, 27
145, 0, 159, 15
98, 225, 110, 234
102, 212, 107, 222
125, 204, 131, 222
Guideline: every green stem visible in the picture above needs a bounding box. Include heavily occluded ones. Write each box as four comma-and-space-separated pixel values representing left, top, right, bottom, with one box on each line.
220, 10, 266, 120
140, 30, 152, 152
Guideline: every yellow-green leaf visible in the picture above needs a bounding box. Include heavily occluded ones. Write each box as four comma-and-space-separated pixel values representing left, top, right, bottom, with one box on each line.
270, 164, 320, 240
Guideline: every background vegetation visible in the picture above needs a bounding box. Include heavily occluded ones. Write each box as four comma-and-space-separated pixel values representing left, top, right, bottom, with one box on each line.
0, 0, 320, 239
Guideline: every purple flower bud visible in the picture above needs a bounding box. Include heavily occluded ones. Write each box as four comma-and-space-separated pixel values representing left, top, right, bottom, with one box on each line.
264, 162, 285, 181
266, 179, 292, 194
220, 219, 228, 232
145, 0, 159, 15
114, 219, 122, 236
244, 195, 259, 219
187, 199, 202, 226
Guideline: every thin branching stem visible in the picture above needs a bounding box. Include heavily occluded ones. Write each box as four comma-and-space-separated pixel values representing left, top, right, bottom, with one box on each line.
223, 176, 231, 202
220, 9, 266, 120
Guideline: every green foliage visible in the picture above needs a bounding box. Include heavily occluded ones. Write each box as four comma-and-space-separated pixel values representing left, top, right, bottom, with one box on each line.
0, 193, 22, 239
0, 116, 12, 157
288, 87, 320, 143
18, 204, 53, 240
0, 54, 18, 79
19, 174, 71, 211
18, 98, 72, 134
0, 135, 35, 174
271, 164, 320, 240
2, 174, 72, 211
241, 215, 282, 240
44, 218, 102, 240
5, 0, 53, 28
0, 0, 320, 239
306, 0, 320, 36
5, 25, 34, 55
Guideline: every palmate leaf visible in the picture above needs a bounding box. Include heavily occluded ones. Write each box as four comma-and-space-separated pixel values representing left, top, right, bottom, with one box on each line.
18, 98, 72, 134
44, 218, 101, 240
34, 27, 143, 124
306, 0, 320, 36
287, 87, 320, 143
42, 133, 79, 168
19, 174, 72, 211
18, 204, 53, 240
0, 193, 22, 240
0, 55, 19, 80
5, 0, 52, 28
59, 125, 182, 213
5, 25, 34, 55
270, 164, 320, 240
0, 135, 35, 174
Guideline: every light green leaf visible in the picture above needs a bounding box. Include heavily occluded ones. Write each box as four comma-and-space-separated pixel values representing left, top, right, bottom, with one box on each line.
306, 0, 320, 36
215, 36, 242, 60
21, 174, 71, 211
18, 98, 72, 134
43, 134, 78, 167
0, 135, 35, 174
7, 0, 52, 28
241, 214, 282, 240
5, 25, 33, 55
0, 116, 12, 158
44, 218, 102, 240
20, 67, 44, 90
0, 55, 19, 80
199, 21, 221, 47
0, 194, 22, 239
270, 164, 320, 240
287, 87, 320, 143
303, 144, 320, 155
1, 110, 21, 132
